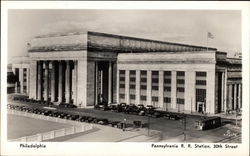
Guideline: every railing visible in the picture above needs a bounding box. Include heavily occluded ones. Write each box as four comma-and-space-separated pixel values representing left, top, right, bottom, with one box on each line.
8, 109, 93, 142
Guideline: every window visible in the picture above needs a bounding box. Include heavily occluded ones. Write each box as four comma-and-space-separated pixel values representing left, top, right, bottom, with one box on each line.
152, 86, 158, 90
177, 98, 185, 104
164, 79, 171, 83
152, 78, 159, 83
177, 79, 185, 84
129, 85, 135, 89
152, 71, 159, 75
177, 87, 185, 92
164, 97, 171, 103
177, 71, 185, 76
140, 85, 147, 90
119, 94, 125, 98
130, 94, 135, 99
196, 72, 207, 77
130, 77, 135, 82
164, 86, 171, 91
164, 71, 171, 76
120, 77, 125, 81
152, 96, 158, 102
196, 80, 206, 85
196, 89, 206, 102
130, 70, 136, 75
119, 84, 125, 88
141, 96, 147, 100
120, 70, 125, 74
141, 78, 147, 82
141, 71, 147, 75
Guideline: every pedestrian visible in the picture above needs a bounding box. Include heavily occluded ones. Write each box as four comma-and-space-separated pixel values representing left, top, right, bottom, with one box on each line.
123, 118, 126, 131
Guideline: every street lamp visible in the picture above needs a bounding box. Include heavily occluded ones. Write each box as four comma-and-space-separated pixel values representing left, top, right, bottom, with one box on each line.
147, 115, 150, 136
191, 97, 193, 114
182, 113, 187, 141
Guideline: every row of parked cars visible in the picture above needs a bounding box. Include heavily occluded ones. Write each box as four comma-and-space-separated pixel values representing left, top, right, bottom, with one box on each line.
13, 97, 78, 109
95, 103, 183, 120
7, 104, 126, 128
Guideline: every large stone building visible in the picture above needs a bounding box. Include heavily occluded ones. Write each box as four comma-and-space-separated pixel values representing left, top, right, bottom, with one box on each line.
10, 31, 242, 114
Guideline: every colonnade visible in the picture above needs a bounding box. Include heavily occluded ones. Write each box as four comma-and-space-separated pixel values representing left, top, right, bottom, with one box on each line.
36, 60, 77, 104
227, 83, 242, 110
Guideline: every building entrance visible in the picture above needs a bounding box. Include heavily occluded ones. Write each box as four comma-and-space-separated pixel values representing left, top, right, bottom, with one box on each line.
96, 61, 113, 105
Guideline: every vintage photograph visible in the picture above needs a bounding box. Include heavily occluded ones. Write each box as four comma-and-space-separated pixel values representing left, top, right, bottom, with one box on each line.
6, 9, 242, 143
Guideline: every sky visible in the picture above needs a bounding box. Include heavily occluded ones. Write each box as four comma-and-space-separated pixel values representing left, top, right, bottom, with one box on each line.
8, 9, 241, 63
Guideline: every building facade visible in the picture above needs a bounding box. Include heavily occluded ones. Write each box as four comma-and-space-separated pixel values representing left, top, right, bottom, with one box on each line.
10, 31, 242, 114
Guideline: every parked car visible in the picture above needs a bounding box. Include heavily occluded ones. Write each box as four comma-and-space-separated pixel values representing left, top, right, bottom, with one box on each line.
69, 115, 80, 120
116, 103, 127, 112
86, 117, 95, 123
109, 121, 121, 128
124, 104, 139, 114
58, 112, 67, 118
77, 116, 88, 122
148, 111, 161, 118
169, 114, 182, 120
59, 103, 77, 108
97, 118, 109, 125
108, 103, 119, 111
145, 105, 156, 116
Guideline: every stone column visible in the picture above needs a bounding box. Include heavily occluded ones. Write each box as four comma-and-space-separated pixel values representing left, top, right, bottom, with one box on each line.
146, 70, 152, 105
44, 61, 49, 101
73, 60, 78, 105
234, 84, 237, 110
58, 61, 63, 103
224, 70, 228, 113
108, 61, 112, 104
116, 69, 120, 104
27, 68, 30, 95
65, 61, 71, 103
135, 70, 141, 105
19, 68, 23, 94
95, 61, 98, 105
228, 84, 232, 110
29, 61, 36, 99
50, 61, 55, 102
221, 72, 225, 111
37, 61, 42, 100
171, 71, 177, 109
158, 71, 164, 108
238, 84, 241, 108
125, 70, 130, 104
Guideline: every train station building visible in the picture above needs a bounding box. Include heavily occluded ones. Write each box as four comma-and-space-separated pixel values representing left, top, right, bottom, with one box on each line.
10, 31, 242, 114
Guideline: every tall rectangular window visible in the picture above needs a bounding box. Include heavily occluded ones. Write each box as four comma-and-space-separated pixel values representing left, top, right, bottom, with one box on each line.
195, 71, 207, 112
163, 71, 172, 109
176, 71, 185, 111
119, 70, 125, 103
152, 71, 159, 107
129, 70, 136, 104
140, 70, 147, 105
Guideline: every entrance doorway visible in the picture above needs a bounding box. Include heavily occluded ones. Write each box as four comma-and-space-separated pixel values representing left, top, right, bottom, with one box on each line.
96, 61, 112, 105
196, 88, 206, 113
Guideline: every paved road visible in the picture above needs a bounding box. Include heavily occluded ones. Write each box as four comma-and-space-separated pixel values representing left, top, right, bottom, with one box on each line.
7, 97, 242, 143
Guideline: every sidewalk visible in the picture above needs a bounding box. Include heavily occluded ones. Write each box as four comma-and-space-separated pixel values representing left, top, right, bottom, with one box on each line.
160, 108, 242, 120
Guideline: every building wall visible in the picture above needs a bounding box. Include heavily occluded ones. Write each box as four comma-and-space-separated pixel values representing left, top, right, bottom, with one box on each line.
77, 59, 87, 107
29, 61, 37, 99
117, 52, 216, 113
86, 60, 95, 106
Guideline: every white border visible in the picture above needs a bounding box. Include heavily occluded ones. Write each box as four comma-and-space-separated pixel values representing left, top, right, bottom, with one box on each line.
1, 1, 249, 156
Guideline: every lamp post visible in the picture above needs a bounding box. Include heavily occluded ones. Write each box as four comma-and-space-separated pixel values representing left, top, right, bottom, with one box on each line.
204, 98, 206, 116
191, 97, 193, 114
147, 115, 150, 136
182, 113, 187, 141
